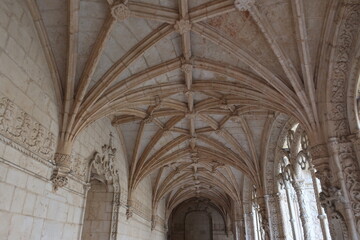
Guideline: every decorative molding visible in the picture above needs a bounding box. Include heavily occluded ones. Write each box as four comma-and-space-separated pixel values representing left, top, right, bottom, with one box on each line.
0, 96, 56, 162
338, 141, 360, 231
328, 5, 360, 137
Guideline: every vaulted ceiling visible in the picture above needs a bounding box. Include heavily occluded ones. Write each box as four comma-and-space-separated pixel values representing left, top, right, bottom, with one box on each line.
32, 0, 332, 218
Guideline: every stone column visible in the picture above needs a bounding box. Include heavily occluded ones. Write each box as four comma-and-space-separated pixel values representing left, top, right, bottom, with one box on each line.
244, 208, 255, 240
292, 180, 313, 240
308, 163, 331, 240
234, 219, 245, 240
263, 195, 274, 240
328, 138, 359, 240
257, 197, 270, 240
283, 180, 298, 240
275, 192, 287, 240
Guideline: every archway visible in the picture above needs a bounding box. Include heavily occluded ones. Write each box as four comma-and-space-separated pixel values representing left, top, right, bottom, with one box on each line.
185, 211, 212, 240
81, 179, 113, 240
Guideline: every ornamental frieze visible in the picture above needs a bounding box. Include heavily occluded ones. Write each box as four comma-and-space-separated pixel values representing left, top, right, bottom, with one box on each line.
0, 96, 56, 162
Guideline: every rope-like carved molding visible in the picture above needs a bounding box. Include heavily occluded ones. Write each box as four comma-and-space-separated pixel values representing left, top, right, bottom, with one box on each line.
0, 96, 56, 162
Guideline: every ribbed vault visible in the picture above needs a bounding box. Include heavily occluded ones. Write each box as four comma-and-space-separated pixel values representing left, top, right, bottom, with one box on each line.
32, 0, 341, 230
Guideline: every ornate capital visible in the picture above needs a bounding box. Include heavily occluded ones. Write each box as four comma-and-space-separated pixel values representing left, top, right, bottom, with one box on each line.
234, 0, 255, 11
111, 3, 130, 21
174, 19, 192, 35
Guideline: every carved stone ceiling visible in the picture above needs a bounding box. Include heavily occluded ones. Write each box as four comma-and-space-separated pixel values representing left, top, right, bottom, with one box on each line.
35, 0, 330, 213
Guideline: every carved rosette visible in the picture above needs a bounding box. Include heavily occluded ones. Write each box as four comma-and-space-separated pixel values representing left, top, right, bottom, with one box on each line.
181, 63, 193, 74
234, 0, 255, 11
111, 3, 130, 21
174, 19, 192, 35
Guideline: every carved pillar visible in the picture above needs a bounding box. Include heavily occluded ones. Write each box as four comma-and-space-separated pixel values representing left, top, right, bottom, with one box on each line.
244, 205, 255, 240
283, 180, 298, 240
257, 197, 270, 240
328, 138, 359, 240
292, 180, 313, 240
308, 163, 331, 240
234, 219, 245, 240
51, 140, 73, 190
275, 192, 287, 240
233, 201, 245, 240
310, 143, 352, 239
263, 195, 274, 240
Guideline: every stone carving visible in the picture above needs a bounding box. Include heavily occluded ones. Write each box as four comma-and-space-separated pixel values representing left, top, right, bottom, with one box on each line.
89, 133, 120, 239
319, 187, 349, 239
338, 142, 360, 231
92, 143, 118, 184
234, 0, 255, 11
328, 5, 360, 137
51, 152, 72, 190
181, 63, 193, 75
111, 3, 130, 21
111, 192, 121, 240
50, 172, 68, 190
174, 19, 191, 35
54, 152, 71, 168
0, 96, 55, 162
70, 153, 87, 180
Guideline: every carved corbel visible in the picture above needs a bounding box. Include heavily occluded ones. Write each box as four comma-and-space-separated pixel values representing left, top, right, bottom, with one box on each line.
51, 140, 73, 191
